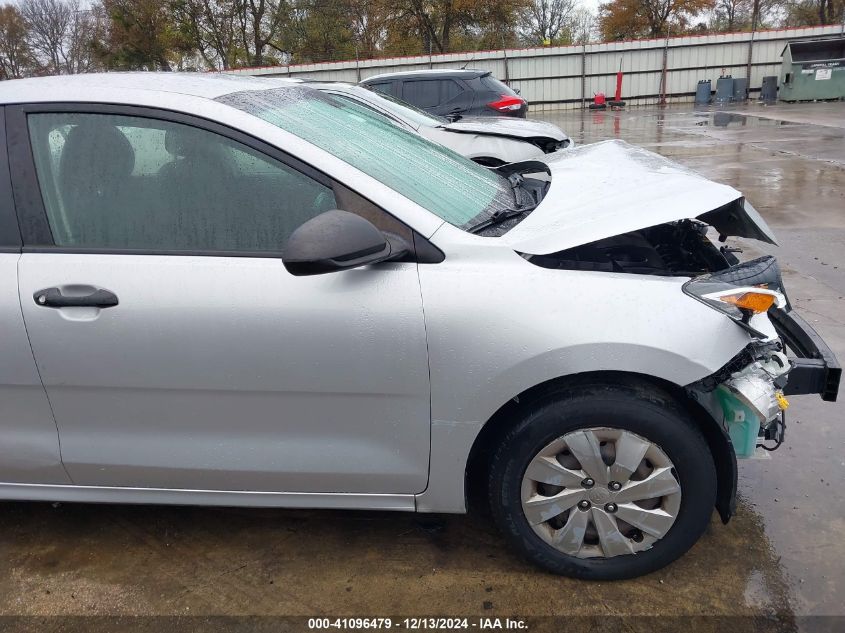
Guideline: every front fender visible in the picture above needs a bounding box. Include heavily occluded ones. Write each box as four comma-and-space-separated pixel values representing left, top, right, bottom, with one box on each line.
420, 248, 751, 427
415, 247, 752, 513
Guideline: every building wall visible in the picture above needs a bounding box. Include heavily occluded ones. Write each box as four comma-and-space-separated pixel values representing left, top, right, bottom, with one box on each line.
230, 25, 845, 111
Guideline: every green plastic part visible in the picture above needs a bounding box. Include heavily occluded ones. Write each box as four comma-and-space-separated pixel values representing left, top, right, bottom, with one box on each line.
715, 385, 760, 459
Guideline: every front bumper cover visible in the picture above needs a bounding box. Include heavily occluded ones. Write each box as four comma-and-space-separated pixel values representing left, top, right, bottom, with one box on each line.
770, 308, 841, 402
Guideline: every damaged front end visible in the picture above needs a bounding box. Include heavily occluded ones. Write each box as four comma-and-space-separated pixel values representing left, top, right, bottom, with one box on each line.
524, 218, 841, 523
506, 140, 841, 522
684, 255, 840, 458
688, 341, 791, 459
526, 221, 840, 459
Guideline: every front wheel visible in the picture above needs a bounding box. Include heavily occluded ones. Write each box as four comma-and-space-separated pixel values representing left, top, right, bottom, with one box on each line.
488, 382, 716, 580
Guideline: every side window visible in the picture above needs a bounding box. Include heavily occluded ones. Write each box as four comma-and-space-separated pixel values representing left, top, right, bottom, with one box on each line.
440, 79, 468, 110
402, 80, 441, 109
367, 81, 397, 97
441, 80, 463, 103
26, 112, 337, 252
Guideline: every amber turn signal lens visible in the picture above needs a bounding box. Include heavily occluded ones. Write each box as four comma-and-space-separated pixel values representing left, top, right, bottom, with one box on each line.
718, 292, 777, 313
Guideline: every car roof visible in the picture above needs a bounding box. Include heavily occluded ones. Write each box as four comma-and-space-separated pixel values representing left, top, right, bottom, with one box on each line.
305, 81, 366, 93
0, 72, 297, 105
361, 69, 490, 83
299, 81, 364, 94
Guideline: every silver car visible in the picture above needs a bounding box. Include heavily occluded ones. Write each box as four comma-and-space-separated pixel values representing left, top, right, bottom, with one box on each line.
0, 73, 839, 580
308, 81, 571, 166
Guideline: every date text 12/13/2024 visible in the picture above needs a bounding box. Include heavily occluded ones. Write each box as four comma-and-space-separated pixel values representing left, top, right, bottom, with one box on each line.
308, 618, 528, 630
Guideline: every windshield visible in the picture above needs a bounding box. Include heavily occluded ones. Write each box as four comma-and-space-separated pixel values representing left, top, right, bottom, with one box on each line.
217, 87, 511, 229
356, 86, 449, 127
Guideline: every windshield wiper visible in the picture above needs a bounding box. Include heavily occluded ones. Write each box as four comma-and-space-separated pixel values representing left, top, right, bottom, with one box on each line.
466, 173, 539, 234
506, 172, 525, 196
466, 204, 537, 234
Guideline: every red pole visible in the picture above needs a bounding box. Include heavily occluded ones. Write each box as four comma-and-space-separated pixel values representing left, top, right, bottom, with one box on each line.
615, 71, 623, 102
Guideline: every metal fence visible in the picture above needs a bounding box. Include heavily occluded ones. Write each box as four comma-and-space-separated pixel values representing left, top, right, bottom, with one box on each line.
230, 25, 845, 110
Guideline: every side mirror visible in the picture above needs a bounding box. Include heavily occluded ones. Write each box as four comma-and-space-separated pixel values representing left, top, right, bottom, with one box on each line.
283, 210, 402, 276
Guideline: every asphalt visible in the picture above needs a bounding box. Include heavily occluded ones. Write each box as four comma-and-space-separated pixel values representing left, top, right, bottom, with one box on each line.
0, 101, 843, 629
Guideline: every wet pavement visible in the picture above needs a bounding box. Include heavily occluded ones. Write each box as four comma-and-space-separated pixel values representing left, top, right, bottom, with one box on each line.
541, 102, 845, 620
1, 102, 844, 627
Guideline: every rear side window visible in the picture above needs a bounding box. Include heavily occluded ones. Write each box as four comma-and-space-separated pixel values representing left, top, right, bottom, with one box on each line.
480, 74, 517, 96
27, 112, 337, 252
402, 80, 441, 109
402, 79, 467, 109
367, 81, 397, 97
442, 80, 463, 102
440, 80, 467, 108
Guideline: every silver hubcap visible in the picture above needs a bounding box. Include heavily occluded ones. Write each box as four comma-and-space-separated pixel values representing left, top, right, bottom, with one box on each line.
520, 427, 682, 559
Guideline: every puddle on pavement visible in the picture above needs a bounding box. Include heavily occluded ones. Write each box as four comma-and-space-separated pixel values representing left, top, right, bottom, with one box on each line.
539, 104, 845, 232
540, 104, 845, 163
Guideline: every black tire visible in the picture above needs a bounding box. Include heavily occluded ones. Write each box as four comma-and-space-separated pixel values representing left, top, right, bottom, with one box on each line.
488, 380, 716, 580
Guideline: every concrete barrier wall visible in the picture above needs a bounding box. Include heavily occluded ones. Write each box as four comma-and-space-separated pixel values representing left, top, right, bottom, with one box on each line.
229, 25, 845, 110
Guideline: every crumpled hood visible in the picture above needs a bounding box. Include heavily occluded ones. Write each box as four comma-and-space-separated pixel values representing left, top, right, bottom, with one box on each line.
499, 140, 777, 255
444, 116, 568, 142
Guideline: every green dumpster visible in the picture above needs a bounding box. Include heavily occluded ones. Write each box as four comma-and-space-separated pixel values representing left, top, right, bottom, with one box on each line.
779, 37, 845, 102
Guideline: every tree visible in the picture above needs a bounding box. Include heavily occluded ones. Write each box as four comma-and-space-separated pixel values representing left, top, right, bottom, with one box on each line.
390, 0, 456, 54
712, 0, 753, 29
65, 6, 105, 73
172, 0, 288, 69
19, 0, 102, 74
598, 0, 715, 40
345, 0, 389, 59
781, 0, 844, 25
286, 0, 356, 63
95, 0, 182, 70
569, 7, 594, 44
386, 0, 526, 55
241, 0, 288, 66
20, 0, 74, 73
466, 0, 527, 48
597, 0, 648, 39
0, 4, 34, 79
519, 0, 576, 45
172, 0, 242, 69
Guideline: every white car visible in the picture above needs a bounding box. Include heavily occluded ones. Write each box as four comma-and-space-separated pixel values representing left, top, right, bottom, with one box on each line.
310, 81, 572, 166
0, 73, 838, 580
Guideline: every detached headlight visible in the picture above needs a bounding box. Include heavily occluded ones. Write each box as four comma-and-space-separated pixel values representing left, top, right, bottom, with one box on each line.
684, 280, 786, 331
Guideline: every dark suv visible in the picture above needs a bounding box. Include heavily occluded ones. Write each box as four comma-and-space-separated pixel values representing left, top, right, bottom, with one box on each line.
360, 69, 527, 119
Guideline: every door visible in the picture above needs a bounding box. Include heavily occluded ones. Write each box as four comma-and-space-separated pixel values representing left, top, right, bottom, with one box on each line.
9, 106, 432, 494
0, 107, 70, 485
401, 79, 472, 117
436, 79, 473, 117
